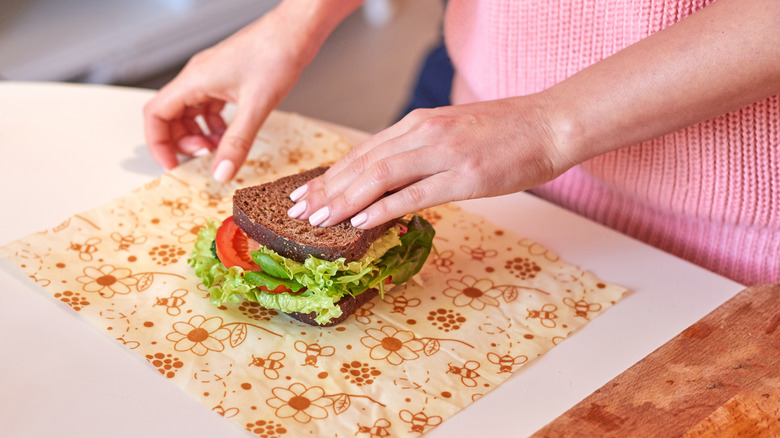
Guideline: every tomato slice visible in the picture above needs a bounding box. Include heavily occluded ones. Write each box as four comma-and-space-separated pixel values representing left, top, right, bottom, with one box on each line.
215, 216, 292, 294
215, 217, 261, 271
214, 217, 293, 294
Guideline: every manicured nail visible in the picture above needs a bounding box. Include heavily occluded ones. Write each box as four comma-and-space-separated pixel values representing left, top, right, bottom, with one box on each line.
350, 212, 367, 228
193, 148, 210, 157
213, 160, 235, 183
309, 206, 330, 227
289, 184, 308, 201
287, 200, 307, 219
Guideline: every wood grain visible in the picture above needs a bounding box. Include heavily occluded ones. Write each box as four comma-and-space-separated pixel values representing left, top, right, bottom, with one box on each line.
533, 284, 780, 437
682, 388, 780, 437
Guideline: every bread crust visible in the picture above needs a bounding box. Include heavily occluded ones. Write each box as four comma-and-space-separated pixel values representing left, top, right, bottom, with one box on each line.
233, 167, 396, 263
231, 167, 396, 326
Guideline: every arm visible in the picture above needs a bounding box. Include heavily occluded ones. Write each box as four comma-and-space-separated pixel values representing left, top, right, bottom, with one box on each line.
548, 0, 780, 164
143, 0, 363, 181
290, 0, 780, 228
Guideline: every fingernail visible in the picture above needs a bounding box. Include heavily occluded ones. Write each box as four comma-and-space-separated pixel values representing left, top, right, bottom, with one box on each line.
287, 200, 307, 219
351, 212, 367, 228
213, 160, 235, 183
289, 184, 308, 201
309, 206, 330, 227
193, 148, 210, 157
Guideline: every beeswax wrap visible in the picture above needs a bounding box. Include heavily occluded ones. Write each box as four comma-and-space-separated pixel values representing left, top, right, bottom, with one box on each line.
1, 112, 626, 437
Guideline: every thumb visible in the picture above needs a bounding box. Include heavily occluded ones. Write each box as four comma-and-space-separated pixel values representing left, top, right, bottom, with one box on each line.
211, 101, 269, 183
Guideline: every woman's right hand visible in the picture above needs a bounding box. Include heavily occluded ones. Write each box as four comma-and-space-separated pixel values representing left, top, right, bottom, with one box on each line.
143, 0, 363, 182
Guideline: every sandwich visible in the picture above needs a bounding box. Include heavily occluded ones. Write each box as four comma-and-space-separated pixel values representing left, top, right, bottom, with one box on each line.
189, 166, 435, 326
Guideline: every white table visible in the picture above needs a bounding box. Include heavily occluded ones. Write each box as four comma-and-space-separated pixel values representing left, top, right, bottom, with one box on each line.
0, 82, 743, 437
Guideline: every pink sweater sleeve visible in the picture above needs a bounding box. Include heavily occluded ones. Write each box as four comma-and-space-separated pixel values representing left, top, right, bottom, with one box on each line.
444, 0, 779, 285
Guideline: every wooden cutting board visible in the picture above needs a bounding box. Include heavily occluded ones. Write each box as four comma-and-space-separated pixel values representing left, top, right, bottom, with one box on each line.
533, 284, 780, 437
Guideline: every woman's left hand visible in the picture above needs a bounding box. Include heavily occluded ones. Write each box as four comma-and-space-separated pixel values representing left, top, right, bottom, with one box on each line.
286, 96, 574, 229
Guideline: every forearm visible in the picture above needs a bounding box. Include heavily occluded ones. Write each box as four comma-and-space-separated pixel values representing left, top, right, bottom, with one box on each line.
144, 0, 364, 174
268, 0, 365, 65
544, 0, 780, 164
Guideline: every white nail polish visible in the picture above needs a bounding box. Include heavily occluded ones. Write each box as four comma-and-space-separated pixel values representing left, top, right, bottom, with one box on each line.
289, 184, 308, 202
213, 160, 235, 183
287, 200, 307, 219
193, 148, 211, 157
351, 212, 367, 228
309, 206, 330, 227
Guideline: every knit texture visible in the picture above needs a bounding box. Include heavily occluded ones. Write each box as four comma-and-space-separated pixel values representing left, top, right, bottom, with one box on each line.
444, 0, 779, 285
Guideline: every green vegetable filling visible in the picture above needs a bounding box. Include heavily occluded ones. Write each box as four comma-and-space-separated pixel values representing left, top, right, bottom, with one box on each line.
188, 215, 434, 324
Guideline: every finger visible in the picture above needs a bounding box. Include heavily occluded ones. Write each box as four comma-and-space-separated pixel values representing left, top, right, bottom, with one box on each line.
289, 108, 437, 202
182, 104, 206, 119
182, 117, 205, 137
144, 104, 179, 170
328, 137, 427, 204
169, 119, 188, 147
322, 109, 428, 182
296, 146, 447, 227
180, 100, 223, 132
181, 100, 225, 152
169, 117, 210, 156
207, 133, 222, 147
321, 132, 391, 181
179, 135, 215, 156
144, 84, 204, 169
182, 101, 227, 153
290, 126, 428, 204
352, 172, 455, 228
211, 94, 271, 183
204, 101, 228, 137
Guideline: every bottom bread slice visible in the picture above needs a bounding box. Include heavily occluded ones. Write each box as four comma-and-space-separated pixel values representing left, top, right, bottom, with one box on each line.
285, 289, 379, 327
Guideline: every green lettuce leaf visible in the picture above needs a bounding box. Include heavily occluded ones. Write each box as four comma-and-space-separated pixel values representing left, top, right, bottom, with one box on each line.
251, 252, 292, 279
188, 215, 434, 325
243, 270, 306, 293
378, 215, 436, 285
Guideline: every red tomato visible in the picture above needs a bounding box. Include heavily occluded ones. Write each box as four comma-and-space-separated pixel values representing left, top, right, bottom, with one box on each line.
215, 217, 261, 271
214, 217, 292, 294
263, 284, 295, 294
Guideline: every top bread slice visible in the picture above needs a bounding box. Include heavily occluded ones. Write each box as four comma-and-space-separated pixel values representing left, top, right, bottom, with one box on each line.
233, 167, 397, 264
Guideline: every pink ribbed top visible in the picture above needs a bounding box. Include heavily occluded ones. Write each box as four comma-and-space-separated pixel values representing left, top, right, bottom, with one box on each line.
444, 0, 779, 285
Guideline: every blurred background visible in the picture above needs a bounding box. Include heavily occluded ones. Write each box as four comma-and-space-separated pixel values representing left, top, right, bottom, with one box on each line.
0, 0, 444, 132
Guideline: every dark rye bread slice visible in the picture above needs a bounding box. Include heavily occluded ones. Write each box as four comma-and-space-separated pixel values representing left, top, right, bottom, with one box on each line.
232, 167, 395, 326
233, 166, 397, 264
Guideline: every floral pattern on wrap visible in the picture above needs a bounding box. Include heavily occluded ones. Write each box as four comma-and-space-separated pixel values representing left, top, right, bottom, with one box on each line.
0, 111, 626, 437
